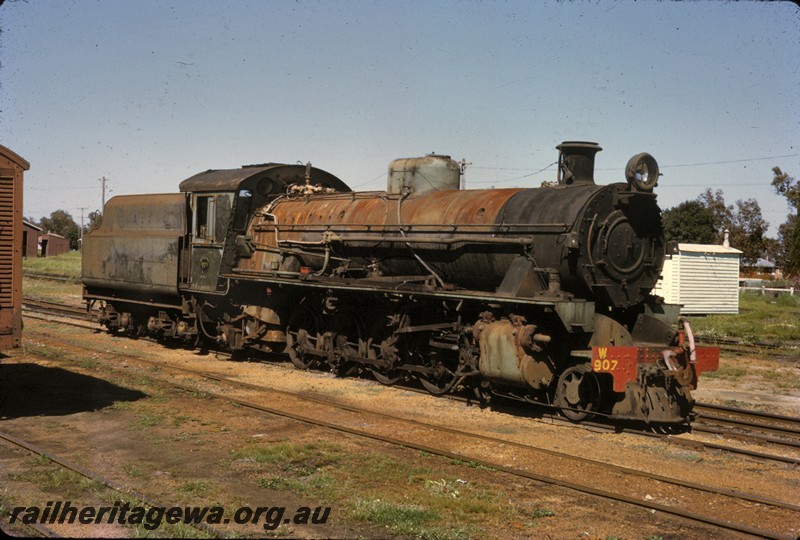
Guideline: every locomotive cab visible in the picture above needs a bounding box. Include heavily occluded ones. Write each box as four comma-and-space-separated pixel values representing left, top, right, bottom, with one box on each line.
178, 163, 351, 293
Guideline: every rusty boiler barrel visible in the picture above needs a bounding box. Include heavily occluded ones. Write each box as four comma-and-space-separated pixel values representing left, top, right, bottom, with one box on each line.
244, 146, 665, 308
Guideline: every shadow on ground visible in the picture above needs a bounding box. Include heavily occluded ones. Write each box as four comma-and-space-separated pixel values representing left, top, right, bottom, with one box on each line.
0, 363, 146, 419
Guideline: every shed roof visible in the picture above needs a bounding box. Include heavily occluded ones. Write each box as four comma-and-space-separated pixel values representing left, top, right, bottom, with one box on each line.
23, 220, 42, 231
677, 243, 742, 255
0, 144, 30, 170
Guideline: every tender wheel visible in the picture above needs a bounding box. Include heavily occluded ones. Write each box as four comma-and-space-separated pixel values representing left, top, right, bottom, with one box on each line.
286, 306, 321, 370
554, 364, 600, 421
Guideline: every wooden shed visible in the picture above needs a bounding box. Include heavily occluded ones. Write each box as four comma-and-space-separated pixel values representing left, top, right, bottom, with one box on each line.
0, 144, 29, 349
39, 232, 70, 257
653, 243, 742, 315
22, 219, 41, 258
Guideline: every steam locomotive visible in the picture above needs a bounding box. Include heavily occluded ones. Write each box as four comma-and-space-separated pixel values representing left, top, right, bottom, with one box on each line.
82, 142, 719, 424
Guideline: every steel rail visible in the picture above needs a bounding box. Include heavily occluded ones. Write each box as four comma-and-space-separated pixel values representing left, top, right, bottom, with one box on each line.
21, 299, 86, 318
0, 496, 62, 538
692, 424, 800, 450
194, 371, 800, 512
409, 384, 800, 465
22, 309, 800, 466
694, 417, 800, 443
696, 402, 800, 428
22, 272, 82, 284
131, 365, 800, 540
0, 430, 223, 538
18, 335, 800, 540
165, 383, 792, 540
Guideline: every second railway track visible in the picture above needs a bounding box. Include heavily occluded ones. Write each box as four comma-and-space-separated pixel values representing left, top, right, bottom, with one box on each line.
22, 298, 800, 462
16, 325, 800, 539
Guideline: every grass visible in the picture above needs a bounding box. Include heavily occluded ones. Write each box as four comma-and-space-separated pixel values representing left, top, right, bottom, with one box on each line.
133, 413, 166, 429
230, 441, 534, 539
11, 457, 104, 498
700, 364, 747, 380
22, 276, 83, 303
123, 463, 144, 478
22, 250, 82, 278
22, 251, 83, 303
691, 293, 800, 345
177, 480, 212, 498
352, 499, 441, 537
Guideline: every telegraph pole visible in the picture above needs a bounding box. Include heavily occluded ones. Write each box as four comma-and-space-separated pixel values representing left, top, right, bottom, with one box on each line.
99, 176, 109, 209
78, 207, 88, 250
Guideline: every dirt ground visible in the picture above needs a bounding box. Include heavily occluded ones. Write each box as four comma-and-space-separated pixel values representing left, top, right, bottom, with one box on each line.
1, 317, 798, 539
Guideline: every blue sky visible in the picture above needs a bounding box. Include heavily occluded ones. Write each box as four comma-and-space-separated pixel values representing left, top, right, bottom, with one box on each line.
1, 1, 798, 236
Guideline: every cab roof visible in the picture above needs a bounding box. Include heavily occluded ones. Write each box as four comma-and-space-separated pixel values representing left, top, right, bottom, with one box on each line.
178, 163, 351, 193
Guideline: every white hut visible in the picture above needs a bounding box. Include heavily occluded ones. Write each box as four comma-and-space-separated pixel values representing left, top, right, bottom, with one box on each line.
653, 243, 742, 315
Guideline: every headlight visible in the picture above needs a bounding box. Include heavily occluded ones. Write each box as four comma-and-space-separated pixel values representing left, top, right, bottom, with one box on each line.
625, 153, 659, 191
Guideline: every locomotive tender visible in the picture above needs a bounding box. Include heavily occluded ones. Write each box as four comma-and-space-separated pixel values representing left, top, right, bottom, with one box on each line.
82, 142, 719, 424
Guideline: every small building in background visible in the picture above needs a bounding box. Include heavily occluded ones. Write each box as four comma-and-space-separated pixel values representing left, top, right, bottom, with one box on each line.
754, 258, 776, 274
22, 220, 41, 258
39, 232, 70, 257
653, 243, 743, 315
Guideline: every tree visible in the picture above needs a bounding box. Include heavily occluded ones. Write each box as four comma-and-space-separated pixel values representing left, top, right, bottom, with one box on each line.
772, 167, 800, 276
662, 201, 717, 244
776, 215, 798, 268
697, 189, 732, 243
696, 189, 768, 266
729, 198, 769, 266
39, 210, 80, 250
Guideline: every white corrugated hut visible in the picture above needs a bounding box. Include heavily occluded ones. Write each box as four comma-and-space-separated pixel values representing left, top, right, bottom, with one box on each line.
652, 243, 742, 315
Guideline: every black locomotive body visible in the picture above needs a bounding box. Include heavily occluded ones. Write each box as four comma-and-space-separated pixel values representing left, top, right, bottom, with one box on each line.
82, 142, 719, 424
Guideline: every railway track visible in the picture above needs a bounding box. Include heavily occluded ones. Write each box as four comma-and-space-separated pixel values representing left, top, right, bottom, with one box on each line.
0, 429, 222, 538
21, 298, 800, 464
406, 384, 800, 464
0, 497, 61, 538
22, 298, 90, 319
16, 330, 800, 539
696, 336, 800, 360
22, 272, 82, 284
693, 403, 800, 452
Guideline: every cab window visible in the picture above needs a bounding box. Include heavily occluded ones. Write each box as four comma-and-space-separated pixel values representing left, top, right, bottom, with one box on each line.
195, 195, 215, 241
232, 188, 252, 232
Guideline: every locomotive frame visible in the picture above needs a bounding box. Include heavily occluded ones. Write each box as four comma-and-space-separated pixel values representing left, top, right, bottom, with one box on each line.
82, 142, 719, 424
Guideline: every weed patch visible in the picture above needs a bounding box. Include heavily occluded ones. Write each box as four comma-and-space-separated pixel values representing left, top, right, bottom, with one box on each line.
352, 498, 439, 536
177, 480, 212, 498
701, 364, 746, 380
692, 293, 800, 345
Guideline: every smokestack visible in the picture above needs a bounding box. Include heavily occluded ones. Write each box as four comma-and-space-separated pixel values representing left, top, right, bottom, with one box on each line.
556, 141, 602, 186
723, 228, 730, 248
